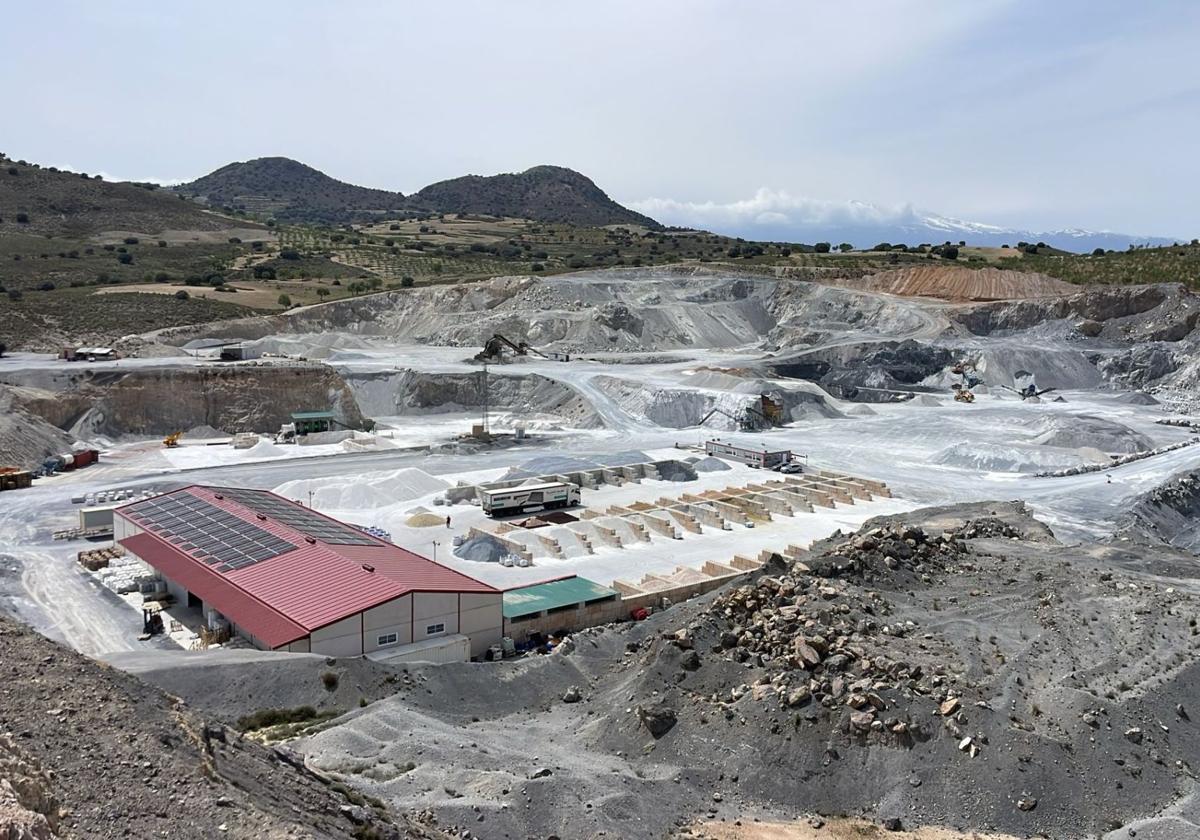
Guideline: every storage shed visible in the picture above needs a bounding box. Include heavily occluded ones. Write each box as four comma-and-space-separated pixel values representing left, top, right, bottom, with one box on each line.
115, 486, 502, 659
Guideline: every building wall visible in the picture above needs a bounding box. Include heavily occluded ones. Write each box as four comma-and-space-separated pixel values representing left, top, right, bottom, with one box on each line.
114, 514, 141, 541
459, 593, 503, 658
282, 638, 311, 653
309, 614, 364, 657
413, 592, 458, 641
362, 594, 413, 654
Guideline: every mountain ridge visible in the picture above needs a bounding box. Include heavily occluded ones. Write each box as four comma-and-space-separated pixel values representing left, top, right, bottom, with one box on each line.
174, 157, 660, 228
632, 192, 1181, 253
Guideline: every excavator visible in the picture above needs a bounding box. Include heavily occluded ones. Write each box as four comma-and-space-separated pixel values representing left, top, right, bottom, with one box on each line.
475, 333, 570, 363
948, 360, 983, 404
162, 431, 184, 448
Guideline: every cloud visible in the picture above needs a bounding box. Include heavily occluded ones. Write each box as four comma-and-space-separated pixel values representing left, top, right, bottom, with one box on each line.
50, 164, 187, 185
628, 188, 922, 233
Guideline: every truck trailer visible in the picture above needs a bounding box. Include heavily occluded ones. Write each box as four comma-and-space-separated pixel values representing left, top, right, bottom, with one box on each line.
478, 481, 581, 517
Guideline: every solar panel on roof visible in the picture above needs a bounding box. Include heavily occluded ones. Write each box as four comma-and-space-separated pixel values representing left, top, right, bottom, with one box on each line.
215, 488, 382, 546
126, 490, 297, 573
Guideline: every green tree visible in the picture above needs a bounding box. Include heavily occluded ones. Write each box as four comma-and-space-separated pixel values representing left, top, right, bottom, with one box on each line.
838, 243, 853, 252
941, 245, 960, 260
277, 293, 292, 307
316, 286, 330, 299
174, 289, 190, 300
814, 242, 831, 253
400, 276, 414, 288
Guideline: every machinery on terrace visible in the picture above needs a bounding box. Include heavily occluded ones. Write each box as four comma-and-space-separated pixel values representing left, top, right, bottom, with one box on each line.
1001, 370, 1056, 400
475, 333, 570, 363
162, 431, 183, 448
699, 394, 785, 432
948, 359, 983, 403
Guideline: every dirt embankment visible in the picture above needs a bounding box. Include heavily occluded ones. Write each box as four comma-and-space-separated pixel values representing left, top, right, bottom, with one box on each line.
827, 265, 1077, 302
8, 364, 365, 438
0, 615, 445, 839
0, 386, 77, 470
1115, 467, 1200, 553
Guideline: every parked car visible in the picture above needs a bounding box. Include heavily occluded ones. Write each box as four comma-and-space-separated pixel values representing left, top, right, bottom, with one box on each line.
780, 463, 804, 474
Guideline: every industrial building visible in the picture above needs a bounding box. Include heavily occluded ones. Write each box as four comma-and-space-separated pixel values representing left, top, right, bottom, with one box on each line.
115, 485, 502, 659
290, 410, 337, 435
704, 438, 793, 469
502, 576, 619, 636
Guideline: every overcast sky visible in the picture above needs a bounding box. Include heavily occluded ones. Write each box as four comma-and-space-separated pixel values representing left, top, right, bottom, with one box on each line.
3, 1, 1197, 237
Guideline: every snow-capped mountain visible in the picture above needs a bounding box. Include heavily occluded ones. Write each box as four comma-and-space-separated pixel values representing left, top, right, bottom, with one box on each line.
629, 191, 1182, 253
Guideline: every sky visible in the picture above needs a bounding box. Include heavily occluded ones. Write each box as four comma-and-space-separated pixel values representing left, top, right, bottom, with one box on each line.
2, 0, 1197, 239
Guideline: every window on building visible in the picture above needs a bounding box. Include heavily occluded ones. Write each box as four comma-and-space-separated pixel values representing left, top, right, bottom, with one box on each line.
425, 623, 445, 636
377, 632, 398, 646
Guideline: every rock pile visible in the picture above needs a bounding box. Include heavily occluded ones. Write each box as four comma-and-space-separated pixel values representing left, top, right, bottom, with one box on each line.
810, 522, 967, 583
688, 568, 954, 743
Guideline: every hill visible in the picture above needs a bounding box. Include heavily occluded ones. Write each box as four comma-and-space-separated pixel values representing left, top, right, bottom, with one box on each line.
407, 164, 661, 228
0, 155, 244, 237
1012, 241, 1200, 289
175, 156, 408, 224
178, 158, 661, 228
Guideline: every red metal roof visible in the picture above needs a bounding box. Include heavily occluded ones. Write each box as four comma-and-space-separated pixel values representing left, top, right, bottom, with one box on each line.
120, 532, 307, 648
118, 485, 496, 646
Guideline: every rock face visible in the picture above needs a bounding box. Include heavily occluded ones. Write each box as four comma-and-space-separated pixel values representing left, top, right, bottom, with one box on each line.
344, 369, 601, 428
0, 387, 76, 470
0, 734, 59, 840
11, 365, 365, 438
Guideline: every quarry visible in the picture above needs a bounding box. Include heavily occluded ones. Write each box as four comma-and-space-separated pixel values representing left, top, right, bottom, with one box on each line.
4, 263, 1200, 840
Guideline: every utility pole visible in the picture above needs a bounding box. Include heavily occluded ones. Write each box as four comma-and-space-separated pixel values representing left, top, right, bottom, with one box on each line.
480, 361, 490, 435
307, 489, 314, 508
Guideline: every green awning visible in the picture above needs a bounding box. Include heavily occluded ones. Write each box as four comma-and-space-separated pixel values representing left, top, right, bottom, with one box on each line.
290, 410, 335, 420
502, 576, 618, 619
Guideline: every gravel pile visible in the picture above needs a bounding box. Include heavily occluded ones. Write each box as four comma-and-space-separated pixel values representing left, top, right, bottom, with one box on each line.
454, 534, 509, 563
691, 456, 733, 473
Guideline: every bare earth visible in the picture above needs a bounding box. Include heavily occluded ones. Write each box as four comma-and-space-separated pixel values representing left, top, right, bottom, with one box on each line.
824, 265, 1077, 301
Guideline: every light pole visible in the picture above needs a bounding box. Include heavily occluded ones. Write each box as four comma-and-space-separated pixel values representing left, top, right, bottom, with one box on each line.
431, 540, 441, 562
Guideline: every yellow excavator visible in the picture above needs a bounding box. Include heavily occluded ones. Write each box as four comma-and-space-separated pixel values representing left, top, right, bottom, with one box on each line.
949, 359, 980, 404
162, 431, 183, 448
